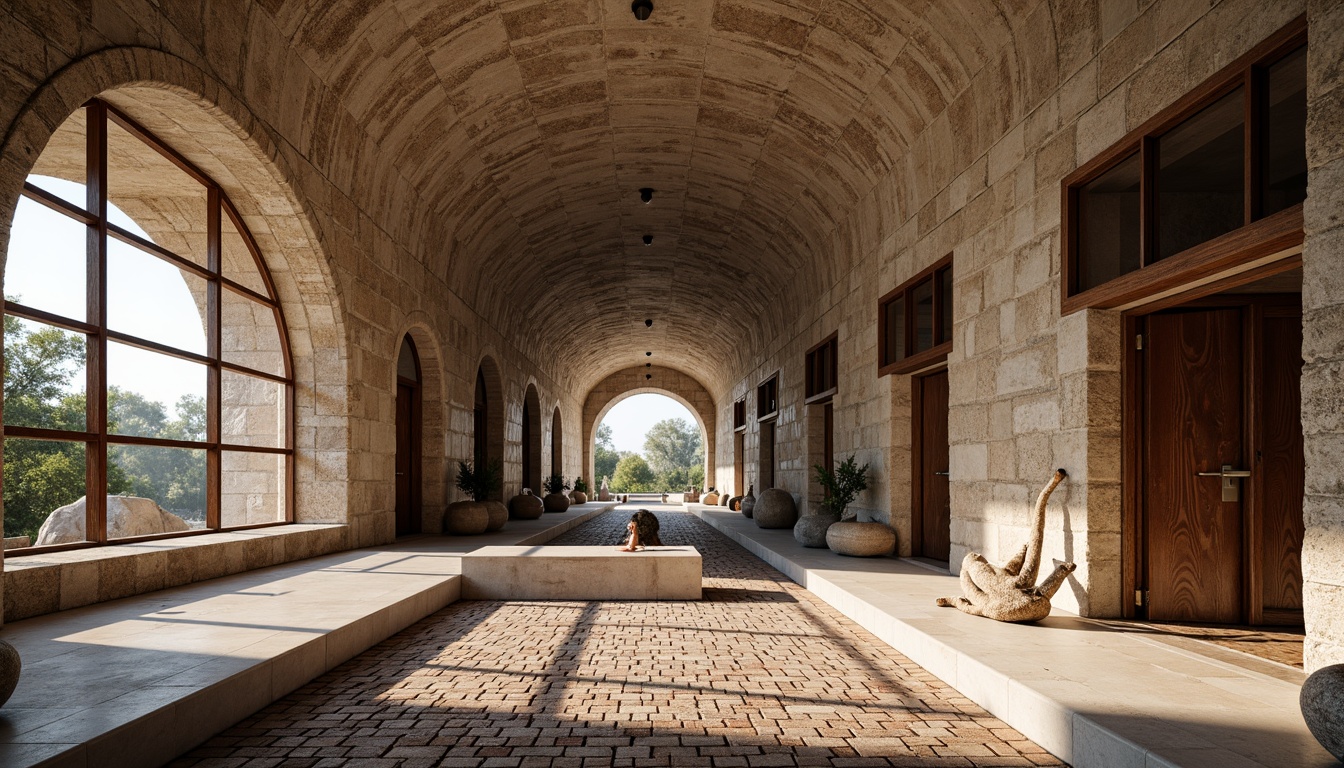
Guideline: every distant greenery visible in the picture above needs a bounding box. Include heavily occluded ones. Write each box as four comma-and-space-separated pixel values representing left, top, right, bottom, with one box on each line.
611, 454, 656, 493
3, 308, 207, 542
602, 417, 706, 493
594, 423, 620, 484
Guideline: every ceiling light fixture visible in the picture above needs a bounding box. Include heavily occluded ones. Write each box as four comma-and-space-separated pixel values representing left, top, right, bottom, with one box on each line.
646, 362, 651, 367
646, 373, 653, 380
632, 0, 653, 21
645, 318, 653, 327
642, 234, 653, 246
646, 351, 652, 356
640, 187, 654, 203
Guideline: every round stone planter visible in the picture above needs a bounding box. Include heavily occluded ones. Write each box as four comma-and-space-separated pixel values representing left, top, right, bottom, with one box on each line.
720, 493, 731, 507
1302, 663, 1344, 762
484, 501, 508, 532
509, 490, 545, 520
728, 495, 743, 511
543, 492, 571, 513
794, 508, 841, 548
753, 488, 798, 529
443, 500, 490, 535
569, 490, 588, 505
740, 491, 756, 518
826, 521, 896, 557
702, 492, 720, 505
0, 639, 18, 708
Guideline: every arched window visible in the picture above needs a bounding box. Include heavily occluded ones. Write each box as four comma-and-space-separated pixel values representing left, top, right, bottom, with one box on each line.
2, 100, 293, 553
551, 407, 562, 479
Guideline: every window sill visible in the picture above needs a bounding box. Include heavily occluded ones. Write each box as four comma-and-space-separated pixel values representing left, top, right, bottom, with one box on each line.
3, 523, 348, 622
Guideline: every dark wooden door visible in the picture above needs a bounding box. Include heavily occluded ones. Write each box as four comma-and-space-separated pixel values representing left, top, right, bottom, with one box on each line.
915, 370, 951, 561
1258, 312, 1304, 622
395, 382, 420, 536
1144, 309, 1244, 623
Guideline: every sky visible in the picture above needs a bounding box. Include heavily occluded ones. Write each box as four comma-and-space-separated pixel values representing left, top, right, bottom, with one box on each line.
599, 393, 700, 455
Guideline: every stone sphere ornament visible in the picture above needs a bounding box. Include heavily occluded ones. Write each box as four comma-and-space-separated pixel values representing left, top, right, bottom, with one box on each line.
826, 521, 896, 557
753, 488, 798, 529
509, 489, 545, 520
1302, 663, 1344, 762
0, 639, 18, 708
794, 504, 841, 548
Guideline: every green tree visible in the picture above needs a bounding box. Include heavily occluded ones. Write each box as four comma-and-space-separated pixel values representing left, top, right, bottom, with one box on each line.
610, 454, 656, 492
643, 418, 702, 475
594, 422, 620, 485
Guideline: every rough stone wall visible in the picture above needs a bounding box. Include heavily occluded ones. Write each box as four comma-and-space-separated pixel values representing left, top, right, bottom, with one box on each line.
1302, 0, 1344, 673
715, 0, 1316, 619
582, 367, 717, 492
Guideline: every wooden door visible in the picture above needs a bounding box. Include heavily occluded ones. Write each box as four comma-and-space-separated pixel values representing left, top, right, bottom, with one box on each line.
914, 370, 951, 561
1258, 312, 1304, 623
1144, 309, 1244, 623
395, 382, 420, 536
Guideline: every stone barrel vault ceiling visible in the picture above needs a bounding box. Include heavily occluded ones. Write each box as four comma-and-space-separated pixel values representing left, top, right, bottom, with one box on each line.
258, 0, 1055, 392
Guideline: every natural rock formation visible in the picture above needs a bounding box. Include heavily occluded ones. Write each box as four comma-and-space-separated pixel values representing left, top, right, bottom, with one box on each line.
36, 496, 191, 546
1302, 664, 1344, 762
509, 489, 545, 520
753, 488, 797, 529
826, 520, 896, 556
936, 469, 1075, 623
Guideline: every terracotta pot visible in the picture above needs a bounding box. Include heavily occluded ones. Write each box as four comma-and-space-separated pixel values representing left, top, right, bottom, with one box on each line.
753, 488, 797, 529
543, 492, 571, 513
484, 501, 508, 532
509, 489, 545, 520
569, 490, 588, 505
826, 521, 896, 557
443, 500, 490, 535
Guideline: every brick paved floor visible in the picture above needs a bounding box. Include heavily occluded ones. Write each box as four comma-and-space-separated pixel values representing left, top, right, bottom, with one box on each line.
171, 504, 1066, 767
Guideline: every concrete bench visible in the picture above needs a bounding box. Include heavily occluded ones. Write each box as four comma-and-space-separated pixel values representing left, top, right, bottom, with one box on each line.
461, 545, 702, 600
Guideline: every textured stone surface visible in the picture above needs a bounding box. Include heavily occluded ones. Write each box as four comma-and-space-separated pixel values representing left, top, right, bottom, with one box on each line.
509, 491, 545, 520
794, 507, 841, 548
36, 497, 191, 546
753, 488, 798, 529
542, 492, 571, 514
484, 501, 509, 533
826, 521, 897, 557
461, 545, 702, 600
1302, 664, 1344, 761
0, 640, 17, 709
442, 500, 490, 536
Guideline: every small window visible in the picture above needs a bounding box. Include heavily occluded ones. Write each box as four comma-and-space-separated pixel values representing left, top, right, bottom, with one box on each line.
1063, 22, 1306, 311
805, 334, 838, 401
733, 399, 747, 431
757, 375, 778, 420
879, 254, 953, 376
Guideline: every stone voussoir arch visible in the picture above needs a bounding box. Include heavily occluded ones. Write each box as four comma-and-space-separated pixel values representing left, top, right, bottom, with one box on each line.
0, 47, 352, 527
582, 367, 717, 494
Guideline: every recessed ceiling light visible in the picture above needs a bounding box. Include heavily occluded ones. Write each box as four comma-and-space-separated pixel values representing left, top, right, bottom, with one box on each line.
642, 235, 653, 246
640, 187, 654, 203
646, 373, 652, 380
646, 351, 652, 356
632, 0, 653, 21
645, 318, 653, 327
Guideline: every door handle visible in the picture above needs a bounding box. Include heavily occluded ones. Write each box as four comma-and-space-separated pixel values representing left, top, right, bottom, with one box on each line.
933, 471, 950, 477
1195, 464, 1250, 501
395, 472, 406, 476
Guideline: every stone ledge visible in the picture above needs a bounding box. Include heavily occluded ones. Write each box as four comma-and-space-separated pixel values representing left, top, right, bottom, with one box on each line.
687, 504, 1333, 768
462, 545, 702, 600
3, 524, 350, 622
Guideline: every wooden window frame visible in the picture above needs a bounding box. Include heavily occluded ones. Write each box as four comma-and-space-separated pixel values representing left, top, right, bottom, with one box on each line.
804, 332, 838, 404
878, 254, 954, 377
1061, 16, 1307, 315
756, 373, 779, 422
3, 99, 296, 556
733, 398, 747, 432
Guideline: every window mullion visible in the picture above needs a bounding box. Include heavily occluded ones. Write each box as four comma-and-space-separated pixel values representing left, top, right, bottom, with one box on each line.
1246, 66, 1262, 223
1140, 137, 1156, 268
207, 188, 222, 531
87, 101, 108, 545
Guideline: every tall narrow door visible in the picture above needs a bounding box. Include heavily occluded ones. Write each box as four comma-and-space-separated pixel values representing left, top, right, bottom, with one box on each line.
395, 382, 419, 536
1258, 312, 1305, 623
1144, 309, 1244, 623
915, 370, 950, 561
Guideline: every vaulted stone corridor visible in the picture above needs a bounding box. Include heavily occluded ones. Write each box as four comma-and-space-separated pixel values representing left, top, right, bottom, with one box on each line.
0, 1, 1342, 767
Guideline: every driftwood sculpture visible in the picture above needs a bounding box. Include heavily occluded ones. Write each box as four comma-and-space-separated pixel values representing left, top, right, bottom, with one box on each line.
936, 469, 1075, 623
619, 509, 663, 551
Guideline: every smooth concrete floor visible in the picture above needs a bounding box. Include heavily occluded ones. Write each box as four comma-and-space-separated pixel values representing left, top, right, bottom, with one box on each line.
0, 503, 617, 768
685, 504, 1336, 768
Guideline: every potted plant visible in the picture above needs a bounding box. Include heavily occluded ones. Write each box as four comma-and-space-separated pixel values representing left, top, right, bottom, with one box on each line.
812, 456, 893, 556
446, 459, 504, 535
570, 476, 589, 505
542, 474, 571, 513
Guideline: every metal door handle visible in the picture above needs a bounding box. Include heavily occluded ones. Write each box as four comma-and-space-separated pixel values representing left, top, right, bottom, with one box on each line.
1196, 468, 1250, 477
395, 472, 406, 476
933, 471, 950, 477
1195, 464, 1250, 501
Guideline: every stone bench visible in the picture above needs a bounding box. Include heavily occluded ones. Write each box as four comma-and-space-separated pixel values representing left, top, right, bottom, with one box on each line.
460, 546, 702, 600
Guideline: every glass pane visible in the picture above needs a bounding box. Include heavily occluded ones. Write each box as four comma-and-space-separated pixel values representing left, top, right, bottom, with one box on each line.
913, 278, 934, 353
222, 289, 285, 377
222, 451, 286, 527
1262, 46, 1307, 218
108, 238, 208, 355
939, 267, 953, 344
107, 444, 207, 536
106, 118, 208, 266
1076, 152, 1141, 292
1158, 87, 1245, 260
5, 197, 89, 321
884, 295, 905, 363
107, 342, 206, 441
3, 316, 87, 431
27, 108, 88, 210
222, 370, 285, 448
222, 208, 270, 295
3, 438, 87, 549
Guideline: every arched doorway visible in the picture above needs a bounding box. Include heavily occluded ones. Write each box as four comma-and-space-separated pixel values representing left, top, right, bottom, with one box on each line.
551, 407, 563, 480
522, 384, 541, 491
474, 356, 504, 500
395, 335, 421, 536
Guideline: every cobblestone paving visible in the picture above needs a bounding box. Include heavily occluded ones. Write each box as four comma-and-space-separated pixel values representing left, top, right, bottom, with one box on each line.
172, 504, 1066, 767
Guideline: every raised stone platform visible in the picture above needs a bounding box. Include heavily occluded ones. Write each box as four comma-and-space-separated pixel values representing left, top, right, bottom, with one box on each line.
461, 545, 702, 600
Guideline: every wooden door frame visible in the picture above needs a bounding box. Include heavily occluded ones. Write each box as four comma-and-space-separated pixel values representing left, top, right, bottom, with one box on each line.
910, 364, 948, 560
1122, 291, 1301, 623
396, 375, 422, 535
